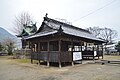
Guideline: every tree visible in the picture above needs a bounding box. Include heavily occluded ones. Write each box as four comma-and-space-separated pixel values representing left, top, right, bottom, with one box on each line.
100, 28, 117, 44
87, 27, 117, 44
13, 12, 34, 35
2, 38, 15, 55
87, 27, 102, 37
115, 41, 120, 52
0, 42, 4, 51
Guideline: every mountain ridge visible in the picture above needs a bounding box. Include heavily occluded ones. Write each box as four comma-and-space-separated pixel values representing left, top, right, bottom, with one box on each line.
0, 27, 21, 48
0, 27, 17, 42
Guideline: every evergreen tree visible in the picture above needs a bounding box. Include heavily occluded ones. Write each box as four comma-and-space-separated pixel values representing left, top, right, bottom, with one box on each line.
115, 41, 120, 52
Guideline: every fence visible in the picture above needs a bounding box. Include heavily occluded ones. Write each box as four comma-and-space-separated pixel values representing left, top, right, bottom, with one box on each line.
13, 49, 32, 59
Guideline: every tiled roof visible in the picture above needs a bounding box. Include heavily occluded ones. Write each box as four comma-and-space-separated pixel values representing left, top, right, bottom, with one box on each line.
25, 17, 105, 42
25, 31, 57, 39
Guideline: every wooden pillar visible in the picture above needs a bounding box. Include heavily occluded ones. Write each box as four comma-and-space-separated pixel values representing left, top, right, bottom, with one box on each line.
80, 42, 83, 52
102, 45, 104, 59
71, 40, 74, 66
28, 41, 30, 49
80, 41, 83, 63
85, 42, 88, 59
97, 45, 100, 59
34, 43, 37, 52
85, 42, 87, 50
38, 42, 41, 65
31, 42, 33, 64
93, 46, 95, 61
59, 40, 62, 68
31, 52, 33, 64
47, 41, 50, 67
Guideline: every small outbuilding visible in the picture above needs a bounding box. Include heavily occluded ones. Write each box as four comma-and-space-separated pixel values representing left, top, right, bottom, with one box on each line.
23, 14, 105, 68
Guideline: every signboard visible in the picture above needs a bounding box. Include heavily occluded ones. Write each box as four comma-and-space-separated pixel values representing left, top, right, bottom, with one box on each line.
73, 52, 82, 61
94, 51, 97, 56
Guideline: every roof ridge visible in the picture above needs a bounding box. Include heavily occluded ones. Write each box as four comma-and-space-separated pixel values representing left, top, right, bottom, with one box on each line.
44, 21, 59, 30
45, 17, 91, 33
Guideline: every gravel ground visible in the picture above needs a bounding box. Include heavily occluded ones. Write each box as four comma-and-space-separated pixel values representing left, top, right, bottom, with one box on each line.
0, 55, 120, 80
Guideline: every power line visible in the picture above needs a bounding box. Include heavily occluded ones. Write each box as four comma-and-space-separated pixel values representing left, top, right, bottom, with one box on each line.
72, 0, 116, 23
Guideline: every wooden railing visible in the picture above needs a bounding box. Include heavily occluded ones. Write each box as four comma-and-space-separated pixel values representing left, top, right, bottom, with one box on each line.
31, 51, 72, 62
31, 50, 103, 62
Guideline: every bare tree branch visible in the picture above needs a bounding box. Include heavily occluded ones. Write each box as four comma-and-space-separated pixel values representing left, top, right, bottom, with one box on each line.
13, 12, 34, 35
87, 27, 117, 44
87, 27, 102, 37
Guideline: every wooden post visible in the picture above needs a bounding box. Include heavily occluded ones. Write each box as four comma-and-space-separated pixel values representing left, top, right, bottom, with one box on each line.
85, 42, 87, 50
72, 61, 74, 66
93, 46, 95, 61
80, 41, 83, 64
34, 43, 37, 52
31, 42, 33, 64
38, 54, 41, 65
59, 40, 61, 68
85, 42, 88, 59
47, 41, 50, 67
31, 53, 33, 64
97, 45, 100, 59
102, 45, 104, 59
71, 40, 74, 66
38, 42, 40, 65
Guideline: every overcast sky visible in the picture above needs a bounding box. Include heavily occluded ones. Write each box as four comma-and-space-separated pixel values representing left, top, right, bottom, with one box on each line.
0, 0, 120, 41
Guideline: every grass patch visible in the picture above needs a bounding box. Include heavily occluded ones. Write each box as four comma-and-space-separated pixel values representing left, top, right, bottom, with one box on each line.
0, 55, 38, 64
0, 55, 30, 63
0, 56, 13, 59
14, 59, 39, 64
15, 59, 31, 63
104, 55, 120, 60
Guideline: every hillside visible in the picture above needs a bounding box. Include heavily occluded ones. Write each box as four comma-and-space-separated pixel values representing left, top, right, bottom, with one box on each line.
0, 27, 21, 48
0, 27, 16, 42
